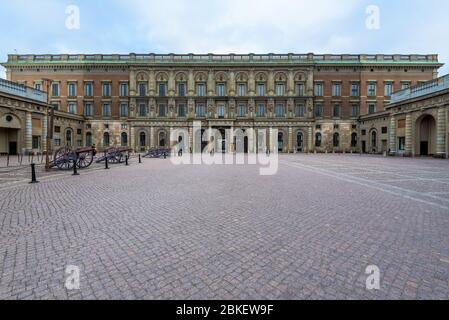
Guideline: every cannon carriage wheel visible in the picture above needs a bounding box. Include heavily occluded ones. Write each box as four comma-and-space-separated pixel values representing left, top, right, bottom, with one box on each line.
77, 150, 95, 168
53, 147, 75, 170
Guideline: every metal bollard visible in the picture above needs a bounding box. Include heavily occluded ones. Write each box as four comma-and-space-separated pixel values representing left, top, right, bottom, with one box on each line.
105, 157, 110, 170
7, 154, 9, 167
164, 152, 167, 159
139, 154, 142, 164
30, 163, 39, 184
72, 156, 80, 176
125, 155, 129, 166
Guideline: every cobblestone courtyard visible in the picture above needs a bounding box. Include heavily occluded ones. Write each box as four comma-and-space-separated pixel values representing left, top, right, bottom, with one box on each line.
0, 154, 448, 300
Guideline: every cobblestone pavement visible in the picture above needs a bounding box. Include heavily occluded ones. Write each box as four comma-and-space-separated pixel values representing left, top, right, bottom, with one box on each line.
0, 154, 448, 300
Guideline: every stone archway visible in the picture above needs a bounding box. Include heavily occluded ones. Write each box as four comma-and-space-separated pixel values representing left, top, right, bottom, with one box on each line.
415, 114, 436, 156
0, 113, 21, 155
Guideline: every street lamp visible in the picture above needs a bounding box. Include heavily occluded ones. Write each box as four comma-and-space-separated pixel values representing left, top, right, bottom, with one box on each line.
42, 78, 53, 172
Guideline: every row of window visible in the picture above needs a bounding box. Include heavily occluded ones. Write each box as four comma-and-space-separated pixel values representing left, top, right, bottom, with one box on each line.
54, 101, 383, 118
314, 81, 410, 97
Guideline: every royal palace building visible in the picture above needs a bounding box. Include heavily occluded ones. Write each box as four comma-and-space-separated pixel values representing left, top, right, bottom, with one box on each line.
1, 53, 447, 156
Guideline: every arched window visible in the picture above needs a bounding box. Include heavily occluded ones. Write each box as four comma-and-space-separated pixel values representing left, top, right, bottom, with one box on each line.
159, 131, 166, 147
351, 132, 358, 147
371, 130, 377, 148
121, 132, 128, 147
297, 132, 304, 148
139, 132, 146, 148
86, 132, 93, 147
66, 129, 73, 147
315, 132, 322, 147
278, 132, 284, 151
103, 132, 110, 147
333, 133, 340, 147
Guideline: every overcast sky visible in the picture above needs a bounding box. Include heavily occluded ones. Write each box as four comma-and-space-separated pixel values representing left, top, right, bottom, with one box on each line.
1, 0, 448, 77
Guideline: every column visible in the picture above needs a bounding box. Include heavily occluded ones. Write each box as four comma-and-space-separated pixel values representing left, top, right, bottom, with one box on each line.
288, 127, 293, 153
269, 127, 274, 153
130, 126, 136, 152
168, 70, 176, 97
436, 107, 447, 158
308, 127, 313, 153
149, 70, 156, 96
150, 127, 155, 148
189, 126, 193, 153
188, 70, 195, 96
42, 116, 48, 152
287, 70, 295, 96
389, 115, 396, 155
405, 113, 413, 156
248, 69, 255, 96
25, 112, 32, 154
268, 70, 275, 96
130, 69, 136, 96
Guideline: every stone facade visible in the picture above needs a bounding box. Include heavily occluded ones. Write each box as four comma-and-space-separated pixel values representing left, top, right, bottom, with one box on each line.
360, 75, 449, 158
0, 79, 84, 155
1, 53, 443, 153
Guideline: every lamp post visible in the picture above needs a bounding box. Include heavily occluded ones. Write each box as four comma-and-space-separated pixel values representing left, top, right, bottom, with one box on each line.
43, 78, 53, 172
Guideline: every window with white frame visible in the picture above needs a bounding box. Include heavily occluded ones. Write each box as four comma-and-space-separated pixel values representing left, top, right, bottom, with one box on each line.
257, 83, 265, 96
120, 103, 128, 117
257, 103, 265, 117
119, 83, 128, 97
68, 82, 76, 97
350, 104, 359, 117
84, 103, 93, 117
314, 83, 323, 96
51, 83, 60, 97
102, 103, 111, 117
296, 83, 305, 96
295, 104, 305, 117
178, 83, 186, 97
196, 103, 206, 117
332, 83, 341, 97
275, 103, 285, 117
384, 82, 393, 96
68, 102, 77, 114
102, 83, 111, 97
216, 83, 226, 97
85, 82, 93, 97
276, 83, 285, 96
368, 103, 376, 114
237, 83, 246, 96
158, 83, 166, 97
238, 104, 247, 117
197, 83, 205, 97
351, 83, 360, 96
217, 104, 225, 118
367, 83, 377, 97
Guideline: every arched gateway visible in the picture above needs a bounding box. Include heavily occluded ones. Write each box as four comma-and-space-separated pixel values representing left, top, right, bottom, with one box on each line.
415, 114, 436, 156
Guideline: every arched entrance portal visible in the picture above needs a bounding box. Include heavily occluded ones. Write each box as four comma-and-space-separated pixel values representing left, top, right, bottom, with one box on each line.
416, 115, 436, 156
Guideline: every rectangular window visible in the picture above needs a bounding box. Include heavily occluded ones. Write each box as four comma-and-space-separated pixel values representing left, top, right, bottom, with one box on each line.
237, 83, 246, 97
159, 104, 166, 117
159, 83, 166, 97
34, 83, 42, 91
84, 103, 93, 117
178, 83, 186, 97
217, 104, 225, 118
382, 127, 388, 134
32, 136, 39, 149
368, 103, 376, 114
139, 83, 147, 97
295, 104, 305, 117
350, 104, 359, 117
102, 83, 111, 97
197, 83, 205, 97
120, 103, 128, 117
398, 137, 405, 151
51, 83, 60, 97
178, 103, 186, 117
119, 83, 128, 97
401, 82, 411, 90
68, 102, 76, 114
368, 83, 377, 97
276, 83, 285, 96
54, 126, 61, 133
54, 139, 61, 147
275, 103, 285, 117
332, 104, 340, 118
139, 103, 146, 117
84, 82, 93, 97
314, 83, 323, 96
196, 103, 206, 117
121, 124, 128, 130
51, 102, 60, 111
216, 83, 226, 97
296, 83, 305, 96
332, 83, 341, 97
257, 103, 265, 117
102, 103, 111, 117
314, 104, 323, 117
257, 84, 265, 96
351, 83, 360, 97
238, 104, 247, 117
68, 83, 76, 97
384, 82, 393, 96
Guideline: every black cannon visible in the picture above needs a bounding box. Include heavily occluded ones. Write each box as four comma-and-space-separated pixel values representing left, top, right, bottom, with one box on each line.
50, 146, 97, 170
143, 148, 170, 159
96, 147, 132, 164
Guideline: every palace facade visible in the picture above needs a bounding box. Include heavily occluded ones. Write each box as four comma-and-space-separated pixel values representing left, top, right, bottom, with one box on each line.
1, 53, 445, 155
